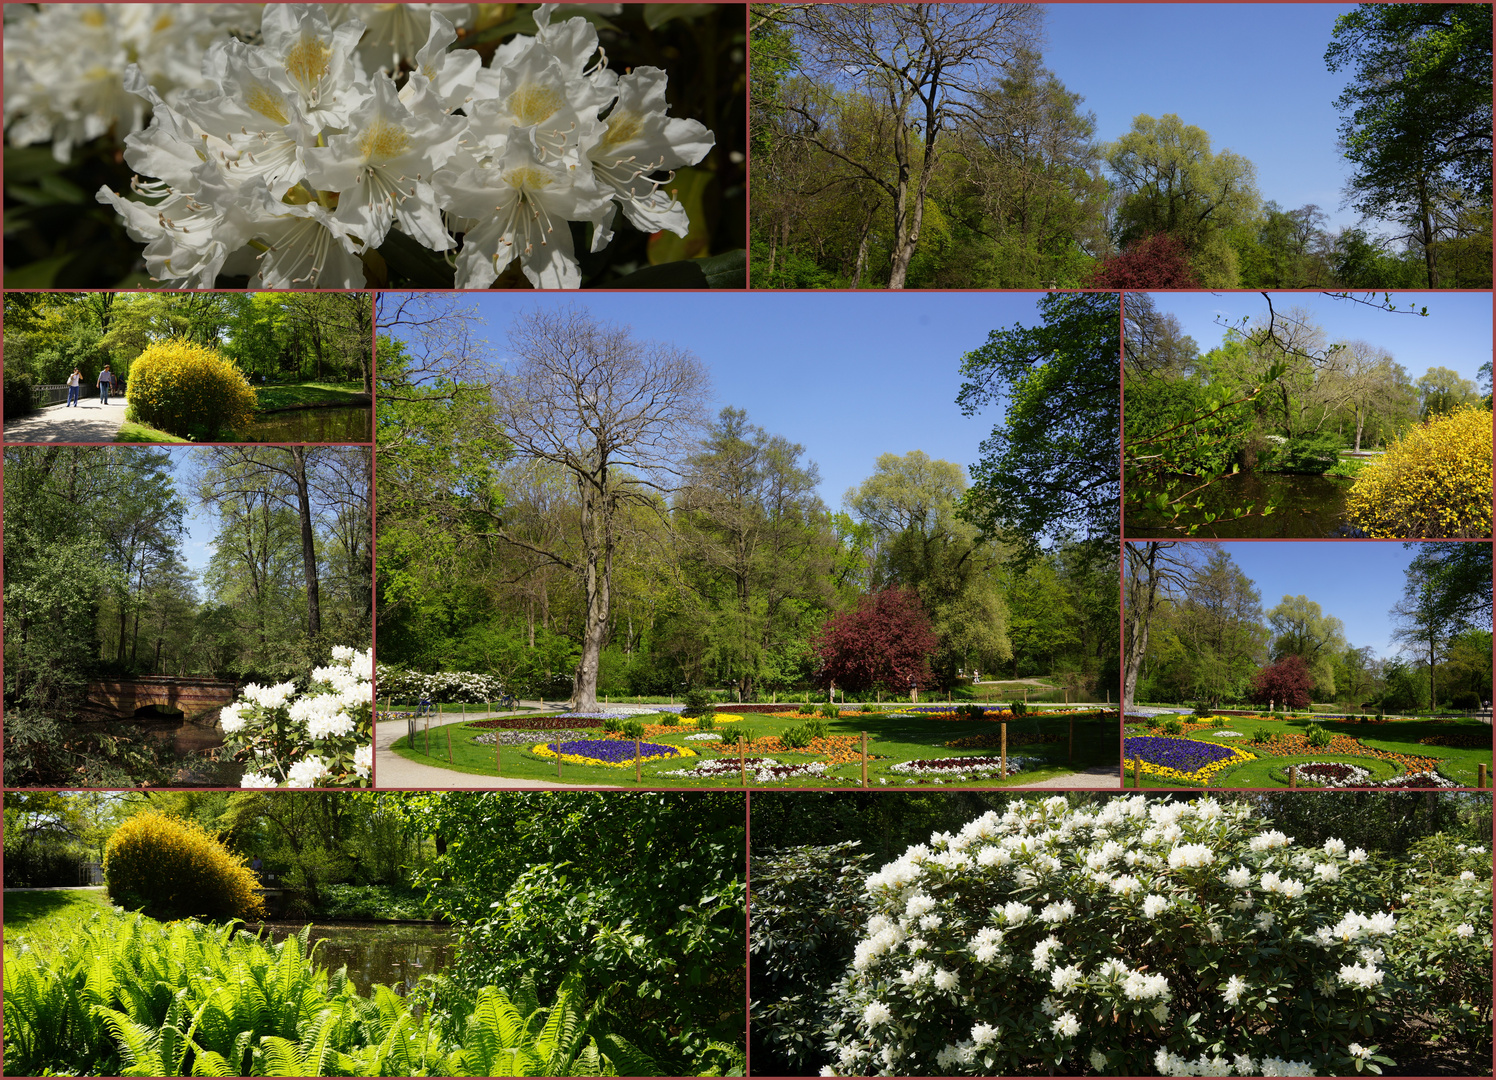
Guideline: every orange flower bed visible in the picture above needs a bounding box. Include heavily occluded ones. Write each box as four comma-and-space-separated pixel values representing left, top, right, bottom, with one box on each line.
1252, 733, 1441, 774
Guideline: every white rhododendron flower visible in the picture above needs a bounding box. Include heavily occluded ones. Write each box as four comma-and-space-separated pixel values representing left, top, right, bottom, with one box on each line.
82, 2, 713, 288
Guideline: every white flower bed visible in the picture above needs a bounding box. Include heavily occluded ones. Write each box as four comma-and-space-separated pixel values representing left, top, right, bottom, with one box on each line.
1213, 730, 1246, 737
888, 755, 1039, 780
820, 794, 1491, 1077
659, 757, 830, 783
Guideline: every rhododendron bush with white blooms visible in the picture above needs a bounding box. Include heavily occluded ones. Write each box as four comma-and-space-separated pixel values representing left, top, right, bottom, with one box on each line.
819, 795, 1492, 1077
3, 3, 742, 289
219, 645, 373, 787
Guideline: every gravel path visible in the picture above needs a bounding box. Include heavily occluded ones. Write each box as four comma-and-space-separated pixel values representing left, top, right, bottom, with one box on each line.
1011, 764, 1123, 789
5, 397, 128, 442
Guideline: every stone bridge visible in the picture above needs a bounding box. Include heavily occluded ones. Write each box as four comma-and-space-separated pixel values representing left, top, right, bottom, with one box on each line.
83, 676, 239, 728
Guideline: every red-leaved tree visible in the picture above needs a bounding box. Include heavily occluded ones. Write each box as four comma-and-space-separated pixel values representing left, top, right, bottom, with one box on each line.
1250, 654, 1313, 709
1087, 233, 1201, 289
815, 588, 939, 693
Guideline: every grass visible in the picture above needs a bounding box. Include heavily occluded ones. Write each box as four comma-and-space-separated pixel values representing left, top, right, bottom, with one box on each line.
115, 419, 189, 443
2, 887, 118, 958
391, 707, 1121, 789
1125, 712, 1491, 788
253, 380, 368, 412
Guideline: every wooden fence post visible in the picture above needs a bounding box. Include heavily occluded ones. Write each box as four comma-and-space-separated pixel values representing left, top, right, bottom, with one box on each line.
1133, 758, 1140, 788
1001, 722, 1007, 779
1289, 765, 1297, 788
1479, 763, 1487, 789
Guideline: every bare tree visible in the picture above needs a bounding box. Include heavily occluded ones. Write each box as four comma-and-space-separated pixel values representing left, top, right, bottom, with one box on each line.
1123, 541, 1208, 710
777, 3, 1041, 288
477, 307, 711, 710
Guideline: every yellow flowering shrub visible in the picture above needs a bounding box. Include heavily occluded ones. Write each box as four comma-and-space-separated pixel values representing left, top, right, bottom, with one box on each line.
127, 339, 257, 438
103, 811, 265, 921
1345, 406, 1493, 538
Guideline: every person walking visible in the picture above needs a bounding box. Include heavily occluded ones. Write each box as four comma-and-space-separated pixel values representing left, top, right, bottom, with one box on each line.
66, 367, 81, 407
97, 365, 114, 405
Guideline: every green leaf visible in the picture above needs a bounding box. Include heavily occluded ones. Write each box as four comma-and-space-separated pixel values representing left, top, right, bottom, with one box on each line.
609, 248, 745, 289
4, 254, 74, 288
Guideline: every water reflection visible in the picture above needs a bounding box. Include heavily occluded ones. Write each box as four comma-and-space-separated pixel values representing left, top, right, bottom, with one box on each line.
251, 921, 454, 995
1125, 472, 1358, 538
237, 407, 372, 443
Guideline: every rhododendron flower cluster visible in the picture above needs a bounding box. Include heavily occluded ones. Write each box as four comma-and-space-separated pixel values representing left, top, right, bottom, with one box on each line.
221, 645, 373, 788
83, 2, 712, 288
820, 794, 1490, 1077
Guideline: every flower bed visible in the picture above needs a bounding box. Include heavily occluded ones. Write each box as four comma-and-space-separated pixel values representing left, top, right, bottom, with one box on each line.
468, 716, 618, 731
531, 739, 695, 768
1124, 735, 1255, 785
1289, 762, 1374, 788
658, 757, 830, 782
889, 755, 1038, 779
474, 728, 590, 747
1418, 733, 1490, 749
1212, 730, 1245, 737
1248, 733, 1442, 774
945, 732, 1064, 749
1359, 771, 1462, 789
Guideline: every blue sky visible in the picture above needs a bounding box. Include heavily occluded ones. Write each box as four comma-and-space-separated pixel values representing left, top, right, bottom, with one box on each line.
386, 292, 1091, 511
1044, 4, 1364, 233
1144, 291, 1493, 386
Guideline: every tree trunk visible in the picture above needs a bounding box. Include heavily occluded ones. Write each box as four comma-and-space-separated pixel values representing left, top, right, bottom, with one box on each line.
1122, 543, 1166, 710
290, 447, 322, 638
570, 475, 612, 712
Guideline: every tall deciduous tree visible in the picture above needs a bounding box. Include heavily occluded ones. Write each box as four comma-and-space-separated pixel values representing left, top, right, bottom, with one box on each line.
1106, 114, 1261, 286
481, 308, 711, 711
958, 292, 1121, 563
776, 3, 1041, 288
1326, 4, 1493, 287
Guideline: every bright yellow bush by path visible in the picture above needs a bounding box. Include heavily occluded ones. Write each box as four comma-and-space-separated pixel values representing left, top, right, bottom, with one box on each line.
1345, 406, 1493, 538
104, 811, 265, 922
127, 338, 257, 438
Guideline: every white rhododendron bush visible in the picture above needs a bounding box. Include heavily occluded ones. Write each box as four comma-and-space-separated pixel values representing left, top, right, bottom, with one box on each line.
822, 795, 1492, 1077
6, 3, 713, 289
375, 664, 505, 704
219, 646, 373, 788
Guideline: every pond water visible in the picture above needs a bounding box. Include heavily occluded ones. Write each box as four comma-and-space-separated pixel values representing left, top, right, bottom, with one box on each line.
251, 921, 454, 995
1126, 471, 1361, 538
237, 406, 371, 443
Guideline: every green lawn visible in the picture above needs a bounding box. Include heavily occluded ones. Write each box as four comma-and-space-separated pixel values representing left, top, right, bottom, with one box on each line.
2, 888, 119, 958
391, 707, 1121, 789
254, 380, 368, 412
115, 419, 189, 443
1125, 713, 1491, 789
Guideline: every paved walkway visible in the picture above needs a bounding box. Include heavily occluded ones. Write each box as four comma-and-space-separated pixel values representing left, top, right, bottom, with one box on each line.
1012, 764, 1123, 789
5, 396, 128, 442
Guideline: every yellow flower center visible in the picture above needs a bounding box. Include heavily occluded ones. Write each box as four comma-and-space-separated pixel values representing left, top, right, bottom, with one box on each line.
285, 35, 332, 90
246, 84, 289, 126
506, 166, 554, 191
81, 8, 106, 28
603, 109, 643, 149
358, 119, 411, 162
509, 82, 563, 127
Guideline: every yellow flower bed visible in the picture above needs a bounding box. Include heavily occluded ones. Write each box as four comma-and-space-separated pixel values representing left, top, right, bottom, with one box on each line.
1130, 745, 1257, 786
532, 739, 698, 768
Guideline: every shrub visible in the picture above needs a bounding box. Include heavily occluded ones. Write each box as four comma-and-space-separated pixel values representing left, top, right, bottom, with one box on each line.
3, 369, 35, 419
694, 711, 716, 731
1010, 701, 1029, 716
860, 703, 876, 714
658, 712, 680, 727
1305, 721, 1332, 749
1250, 728, 1271, 745
1450, 690, 1481, 711
781, 725, 814, 749
104, 811, 265, 921
1267, 433, 1342, 474
683, 688, 714, 715
126, 338, 257, 439
1344, 406, 1493, 538
619, 719, 646, 740
820, 794, 1484, 1077
1159, 717, 1185, 736
1142, 715, 1160, 731
751, 842, 874, 1075
820, 703, 842, 720
601, 716, 621, 733
374, 664, 504, 703
1251, 655, 1313, 709
804, 718, 829, 740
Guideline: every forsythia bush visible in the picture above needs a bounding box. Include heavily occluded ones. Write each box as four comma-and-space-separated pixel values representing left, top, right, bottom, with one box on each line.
127, 339, 256, 438
821, 795, 1492, 1077
1344, 407, 1493, 538
104, 811, 265, 922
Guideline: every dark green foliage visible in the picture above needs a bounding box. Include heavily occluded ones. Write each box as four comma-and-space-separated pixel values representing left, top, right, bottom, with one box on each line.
619, 719, 646, 740
3, 368, 35, 419
1305, 721, 1333, 748
683, 688, 715, 715
749, 842, 873, 1076
958, 293, 1121, 561
410, 792, 746, 1074
1267, 433, 1343, 473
